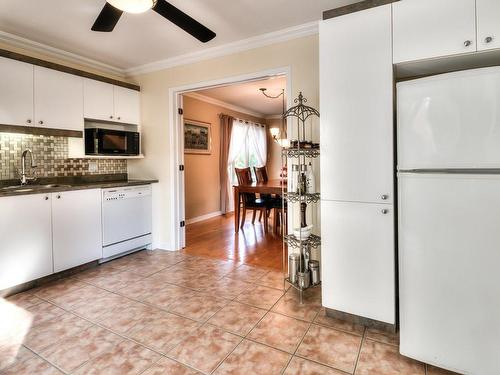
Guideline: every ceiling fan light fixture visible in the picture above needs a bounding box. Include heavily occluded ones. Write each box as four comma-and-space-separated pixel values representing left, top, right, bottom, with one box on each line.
107, 0, 156, 14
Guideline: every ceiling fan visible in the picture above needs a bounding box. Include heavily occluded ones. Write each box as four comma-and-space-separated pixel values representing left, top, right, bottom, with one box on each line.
91, 0, 216, 43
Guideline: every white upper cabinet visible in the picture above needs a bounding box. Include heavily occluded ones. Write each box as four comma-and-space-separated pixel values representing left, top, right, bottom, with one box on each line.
52, 189, 102, 273
476, 0, 500, 51
320, 4, 394, 204
0, 194, 53, 290
34, 66, 83, 131
113, 86, 140, 125
0, 57, 33, 127
83, 80, 140, 125
84, 78, 114, 122
393, 0, 477, 63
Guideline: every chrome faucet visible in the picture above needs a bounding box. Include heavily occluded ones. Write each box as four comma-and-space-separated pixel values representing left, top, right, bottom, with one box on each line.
20, 149, 37, 185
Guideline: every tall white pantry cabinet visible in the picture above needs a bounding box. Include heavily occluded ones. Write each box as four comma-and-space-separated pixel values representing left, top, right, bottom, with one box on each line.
319, 4, 395, 325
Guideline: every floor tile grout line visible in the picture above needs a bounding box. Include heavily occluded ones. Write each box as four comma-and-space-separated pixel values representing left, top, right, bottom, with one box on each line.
352, 327, 367, 375
280, 306, 321, 374
292, 353, 355, 375
25, 291, 205, 374
1, 345, 67, 375
9, 253, 330, 375
287, 305, 368, 375
208, 281, 287, 374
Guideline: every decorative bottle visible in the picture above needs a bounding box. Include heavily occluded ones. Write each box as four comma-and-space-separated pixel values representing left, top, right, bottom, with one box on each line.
306, 162, 316, 194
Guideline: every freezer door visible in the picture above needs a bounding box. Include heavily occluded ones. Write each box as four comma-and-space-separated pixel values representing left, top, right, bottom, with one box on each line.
398, 173, 500, 374
397, 67, 500, 170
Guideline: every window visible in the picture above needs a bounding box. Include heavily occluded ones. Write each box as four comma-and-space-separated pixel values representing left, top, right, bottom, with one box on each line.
227, 119, 267, 210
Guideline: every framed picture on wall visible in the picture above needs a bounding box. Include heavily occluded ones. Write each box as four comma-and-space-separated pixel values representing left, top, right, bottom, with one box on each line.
184, 119, 212, 154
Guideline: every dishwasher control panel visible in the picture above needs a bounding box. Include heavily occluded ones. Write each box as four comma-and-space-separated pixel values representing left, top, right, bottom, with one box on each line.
103, 185, 152, 202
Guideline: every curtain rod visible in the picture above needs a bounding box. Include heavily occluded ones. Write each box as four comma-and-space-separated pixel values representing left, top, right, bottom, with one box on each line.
219, 113, 266, 128
234, 117, 265, 128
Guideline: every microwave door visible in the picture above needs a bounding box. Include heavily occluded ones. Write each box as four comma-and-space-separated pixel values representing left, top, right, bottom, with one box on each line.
101, 132, 127, 154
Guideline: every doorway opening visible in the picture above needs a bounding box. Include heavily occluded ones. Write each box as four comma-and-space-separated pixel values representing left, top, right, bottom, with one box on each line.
169, 67, 291, 269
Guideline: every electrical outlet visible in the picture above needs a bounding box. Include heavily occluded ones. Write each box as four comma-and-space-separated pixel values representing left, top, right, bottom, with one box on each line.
88, 161, 98, 173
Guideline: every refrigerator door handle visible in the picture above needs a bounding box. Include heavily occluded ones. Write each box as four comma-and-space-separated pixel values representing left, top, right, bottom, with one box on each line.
398, 169, 500, 175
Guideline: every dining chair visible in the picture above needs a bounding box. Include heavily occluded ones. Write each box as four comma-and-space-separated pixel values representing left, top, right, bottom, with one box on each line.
235, 167, 268, 232
254, 165, 284, 234
253, 166, 272, 222
254, 166, 268, 183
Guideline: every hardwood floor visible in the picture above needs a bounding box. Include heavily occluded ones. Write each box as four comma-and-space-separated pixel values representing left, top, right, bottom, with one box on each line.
184, 213, 284, 270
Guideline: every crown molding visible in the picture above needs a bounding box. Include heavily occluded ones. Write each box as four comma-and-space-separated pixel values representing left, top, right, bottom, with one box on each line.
184, 92, 266, 119
265, 114, 283, 120
0, 30, 126, 77
125, 21, 319, 76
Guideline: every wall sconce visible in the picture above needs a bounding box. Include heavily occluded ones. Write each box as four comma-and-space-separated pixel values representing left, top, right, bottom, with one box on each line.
269, 127, 290, 148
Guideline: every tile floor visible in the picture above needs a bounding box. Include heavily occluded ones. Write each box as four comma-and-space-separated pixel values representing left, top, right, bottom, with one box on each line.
0, 250, 461, 375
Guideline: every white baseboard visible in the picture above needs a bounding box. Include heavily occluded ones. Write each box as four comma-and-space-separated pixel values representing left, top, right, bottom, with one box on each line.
186, 211, 223, 225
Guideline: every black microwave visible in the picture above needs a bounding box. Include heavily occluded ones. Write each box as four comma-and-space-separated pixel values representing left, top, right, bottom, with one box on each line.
85, 128, 140, 156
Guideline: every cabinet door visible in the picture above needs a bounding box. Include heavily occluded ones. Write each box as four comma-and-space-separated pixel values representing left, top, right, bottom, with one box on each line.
393, 0, 476, 63
0, 57, 34, 127
52, 189, 102, 272
321, 200, 395, 324
320, 5, 393, 204
84, 78, 114, 122
477, 0, 500, 51
34, 66, 84, 131
113, 86, 140, 125
0, 194, 52, 290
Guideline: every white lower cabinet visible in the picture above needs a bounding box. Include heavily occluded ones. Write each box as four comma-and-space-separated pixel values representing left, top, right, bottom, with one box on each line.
52, 189, 102, 272
321, 200, 395, 324
0, 194, 53, 290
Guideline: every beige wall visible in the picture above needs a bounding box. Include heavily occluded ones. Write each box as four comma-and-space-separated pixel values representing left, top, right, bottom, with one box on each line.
182, 95, 265, 221
266, 118, 284, 180
128, 34, 319, 249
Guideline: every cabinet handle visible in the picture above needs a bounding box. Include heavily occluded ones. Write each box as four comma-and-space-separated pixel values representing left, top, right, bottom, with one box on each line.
117, 116, 121, 120
44, 196, 49, 201
381, 209, 389, 215
485, 36, 494, 44
27, 119, 32, 124
381, 194, 389, 200
56, 195, 61, 199
110, 115, 114, 119
464, 40, 473, 47
39, 120, 44, 125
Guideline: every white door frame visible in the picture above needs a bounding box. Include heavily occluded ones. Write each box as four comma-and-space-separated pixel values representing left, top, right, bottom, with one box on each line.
168, 66, 292, 250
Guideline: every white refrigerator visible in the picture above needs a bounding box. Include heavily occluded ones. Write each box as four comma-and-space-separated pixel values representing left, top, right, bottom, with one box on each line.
398, 67, 500, 375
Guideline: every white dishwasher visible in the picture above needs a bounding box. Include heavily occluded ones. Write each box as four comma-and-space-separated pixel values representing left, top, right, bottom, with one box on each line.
102, 185, 152, 261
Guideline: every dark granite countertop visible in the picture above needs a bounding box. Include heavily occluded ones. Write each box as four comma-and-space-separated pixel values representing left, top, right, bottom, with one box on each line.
0, 174, 158, 198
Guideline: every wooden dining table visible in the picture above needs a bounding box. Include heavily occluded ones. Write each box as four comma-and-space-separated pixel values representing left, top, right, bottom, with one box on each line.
233, 179, 285, 232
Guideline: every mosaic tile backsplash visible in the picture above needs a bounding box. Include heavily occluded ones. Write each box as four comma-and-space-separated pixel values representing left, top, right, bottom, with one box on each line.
0, 133, 127, 180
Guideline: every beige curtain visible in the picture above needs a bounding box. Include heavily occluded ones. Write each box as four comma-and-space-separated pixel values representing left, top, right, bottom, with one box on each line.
219, 114, 234, 214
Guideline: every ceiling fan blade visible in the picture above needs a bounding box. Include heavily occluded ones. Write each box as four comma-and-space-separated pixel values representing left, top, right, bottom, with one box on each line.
152, 0, 216, 43
91, 2, 123, 32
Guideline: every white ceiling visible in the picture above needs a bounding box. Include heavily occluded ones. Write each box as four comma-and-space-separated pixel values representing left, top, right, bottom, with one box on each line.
197, 76, 287, 116
0, 0, 358, 71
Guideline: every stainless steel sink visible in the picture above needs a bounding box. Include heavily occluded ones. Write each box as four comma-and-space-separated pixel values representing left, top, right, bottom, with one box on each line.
1, 185, 25, 191
1, 184, 72, 192
38, 184, 72, 189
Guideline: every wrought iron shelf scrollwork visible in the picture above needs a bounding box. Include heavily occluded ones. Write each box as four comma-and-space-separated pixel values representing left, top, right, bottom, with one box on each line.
284, 192, 320, 204
284, 234, 322, 249
282, 148, 320, 159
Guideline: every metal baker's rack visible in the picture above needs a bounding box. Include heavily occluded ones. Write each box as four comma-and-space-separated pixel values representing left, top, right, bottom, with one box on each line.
280, 92, 321, 303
